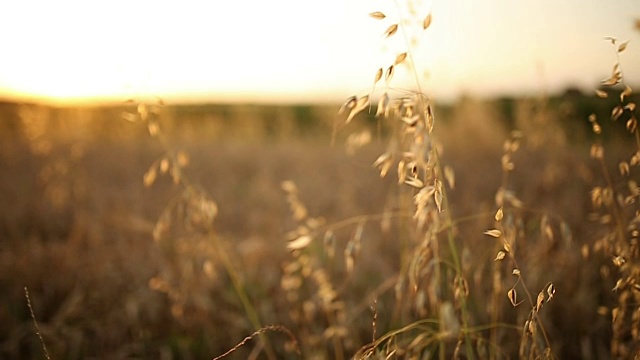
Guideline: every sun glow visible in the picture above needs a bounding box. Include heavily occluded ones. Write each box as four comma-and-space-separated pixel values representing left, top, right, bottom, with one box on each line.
0, 0, 638, 105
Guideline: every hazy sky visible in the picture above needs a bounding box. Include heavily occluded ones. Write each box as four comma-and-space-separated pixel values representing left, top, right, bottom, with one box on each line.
0, 0, 638, 105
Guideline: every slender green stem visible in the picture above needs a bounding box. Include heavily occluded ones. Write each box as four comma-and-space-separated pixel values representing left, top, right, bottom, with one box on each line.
436, 151, 476, 360
146, 116, 275, 359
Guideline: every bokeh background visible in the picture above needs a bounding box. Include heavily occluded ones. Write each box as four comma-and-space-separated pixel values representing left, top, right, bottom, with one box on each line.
1, 1, 640, 359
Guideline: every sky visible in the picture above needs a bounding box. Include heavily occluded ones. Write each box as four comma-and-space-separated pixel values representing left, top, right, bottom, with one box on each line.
0, 0, 639, 105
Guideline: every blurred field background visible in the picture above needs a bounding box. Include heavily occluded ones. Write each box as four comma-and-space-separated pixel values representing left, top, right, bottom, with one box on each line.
0, 88, 637, 358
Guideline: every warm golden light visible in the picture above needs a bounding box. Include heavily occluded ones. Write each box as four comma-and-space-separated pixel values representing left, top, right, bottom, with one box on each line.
0, 0, 638, 105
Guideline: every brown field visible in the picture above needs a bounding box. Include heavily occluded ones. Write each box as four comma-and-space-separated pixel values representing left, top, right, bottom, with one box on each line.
0, 93, 638, 359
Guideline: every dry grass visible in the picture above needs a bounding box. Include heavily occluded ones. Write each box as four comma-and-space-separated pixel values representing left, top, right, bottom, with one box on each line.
0, 91, 632, 358
1, 5, 639, 360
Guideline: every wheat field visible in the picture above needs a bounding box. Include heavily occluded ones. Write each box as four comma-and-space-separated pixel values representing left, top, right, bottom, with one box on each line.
0, 88, 634, 359
2, 7, 640, 360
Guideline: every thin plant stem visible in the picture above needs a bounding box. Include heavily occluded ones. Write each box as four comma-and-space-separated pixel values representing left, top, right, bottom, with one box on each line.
24, 287, 50, 360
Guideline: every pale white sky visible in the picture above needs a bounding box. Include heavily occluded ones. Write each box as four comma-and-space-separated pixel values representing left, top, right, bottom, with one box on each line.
0, 0, 638, 105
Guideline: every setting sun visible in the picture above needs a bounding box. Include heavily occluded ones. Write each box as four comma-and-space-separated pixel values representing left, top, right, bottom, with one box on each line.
4, 1, 640, 359
1, 0, 639, 105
